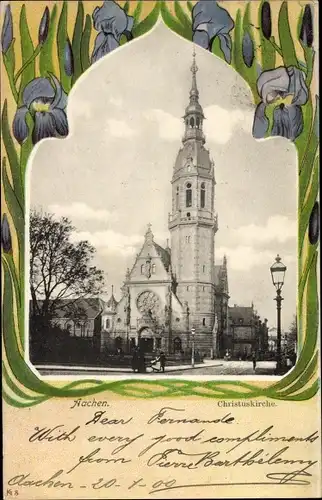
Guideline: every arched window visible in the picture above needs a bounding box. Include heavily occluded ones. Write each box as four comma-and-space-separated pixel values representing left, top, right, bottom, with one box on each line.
185, 236, 191, 243
201, 182, 206, 208
190, 117, 194, 128
202, 265, 206, 273
106, 319, 110, 329
202, 318, 206, 326
187, 212, 191, 220
173, 337, 182, 353
141, 264, 144, 274
186, 183, 192, 207
196, 116, 200, 128
176, 186, 179, 210
152, 264, 156, 274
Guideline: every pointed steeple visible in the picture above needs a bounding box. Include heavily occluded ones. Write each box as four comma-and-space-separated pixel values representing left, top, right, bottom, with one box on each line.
145, 223, 154, 245
106, 285, 117, 311
183, 46, 205, 144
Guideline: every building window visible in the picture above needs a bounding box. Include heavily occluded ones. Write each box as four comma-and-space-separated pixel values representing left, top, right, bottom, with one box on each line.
117, 318, 122, 323
239, 318, 244, 324
106, 319, 110, 329
196, 116, 200, 128
202, 318, 206, 326
203, 265, 205, 273
186, 183, 192, 207
201, 182, 206, 208
152, 264, 156, 274
187, 212, 191, 220
189, 117, 194, 128
185, 235, 191, 243
203, 286, 205, 292
176, 317, 180, 322
176, 186, 179, 209
187, 286, 190, 291
141, 264, 144, 274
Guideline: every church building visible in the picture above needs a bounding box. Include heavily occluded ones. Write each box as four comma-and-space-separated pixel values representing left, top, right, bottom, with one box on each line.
100, 51, 229, 356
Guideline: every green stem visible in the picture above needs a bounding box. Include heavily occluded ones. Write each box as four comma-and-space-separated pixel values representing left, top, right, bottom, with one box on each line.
269, 36, 282, 56
14, 44, 42, 85
3, 55, 19, 102
305, 50, 315, 88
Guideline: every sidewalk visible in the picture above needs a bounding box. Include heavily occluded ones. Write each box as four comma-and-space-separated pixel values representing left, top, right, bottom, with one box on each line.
35, 360, 223, 374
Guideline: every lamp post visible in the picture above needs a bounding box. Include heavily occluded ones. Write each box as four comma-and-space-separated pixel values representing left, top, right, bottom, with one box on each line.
191, 327, 195, 368
270, 254, 287, 375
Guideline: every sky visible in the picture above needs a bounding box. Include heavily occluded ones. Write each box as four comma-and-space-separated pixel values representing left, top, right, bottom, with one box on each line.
28, 22, 297, 331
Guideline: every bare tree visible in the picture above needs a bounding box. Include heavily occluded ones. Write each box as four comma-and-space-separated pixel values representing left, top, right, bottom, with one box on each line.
30, 210, 105, 326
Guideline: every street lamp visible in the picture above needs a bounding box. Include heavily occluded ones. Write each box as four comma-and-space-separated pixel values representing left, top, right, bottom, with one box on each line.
270, 254, 287, 374
191, 327, 195, 368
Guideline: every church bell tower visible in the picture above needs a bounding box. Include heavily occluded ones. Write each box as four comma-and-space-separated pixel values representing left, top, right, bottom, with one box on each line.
168, 48, 218, 334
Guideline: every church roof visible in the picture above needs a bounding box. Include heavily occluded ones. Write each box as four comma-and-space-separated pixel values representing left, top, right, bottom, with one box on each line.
34, 297, 105, 319
153, 242, 171, 272
174, 141, 212, 175
228, 305, 254, 324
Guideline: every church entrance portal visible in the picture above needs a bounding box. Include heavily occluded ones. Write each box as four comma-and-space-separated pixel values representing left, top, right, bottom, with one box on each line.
138, 327, 155, 353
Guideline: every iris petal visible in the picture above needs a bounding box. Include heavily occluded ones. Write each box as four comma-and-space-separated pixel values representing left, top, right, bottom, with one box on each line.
32, 112, 57, 144
12, 106, 29, 144
257, 66, 290, 104
51, 109, 69, 137
93, 0, 128, 39
271, 105, 303, 141
23, 78, 56, 108
287, 66, 308, 106
193, 30, 210, 50
252, 102, 269, 139
91, 32, 119, 63
218, 33, 232, 64
192, 1, 234, 38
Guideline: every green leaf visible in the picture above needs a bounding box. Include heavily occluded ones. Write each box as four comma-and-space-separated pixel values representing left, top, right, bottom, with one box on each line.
72, 1, 84, 86
187, 1, 194, 13
81, 14, 92, 73
258, 0, 276, 71
133, 1, 160, 38
56, 1, 71, 92
241, 3, 258, 101
18, 5, 35, 106
278, 1, 298, 67
232, 9, 243, 73
133, 0, 143, 27
123, 1, 130, 14
161, 1, 190, 39
39, 4, 58, 77
20, 111, 34, 186
298, 154, 319, 256
174, 0, 192, 30
1, 101, 23, 206
3, 39, 18, 102
299, 95, 319, 207
211, 36, 225, 61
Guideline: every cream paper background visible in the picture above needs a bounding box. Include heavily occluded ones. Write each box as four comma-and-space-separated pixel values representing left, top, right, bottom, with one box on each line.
3, 396, 321, 498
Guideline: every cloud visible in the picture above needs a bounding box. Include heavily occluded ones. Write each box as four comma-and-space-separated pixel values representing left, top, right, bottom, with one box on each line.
144, 109, 182, 140
217, 245, 276, 271
71, 230, 143, 256
106, 119, 137, 138
48, 202, 114, 221
233, 215, 297, 245
203, 105, 253, 144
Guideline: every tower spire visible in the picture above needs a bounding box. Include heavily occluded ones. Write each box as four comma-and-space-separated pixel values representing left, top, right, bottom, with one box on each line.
190, 45, 199, 102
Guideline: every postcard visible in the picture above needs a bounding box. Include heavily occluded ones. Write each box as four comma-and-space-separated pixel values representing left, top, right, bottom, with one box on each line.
1, 1, 321, 498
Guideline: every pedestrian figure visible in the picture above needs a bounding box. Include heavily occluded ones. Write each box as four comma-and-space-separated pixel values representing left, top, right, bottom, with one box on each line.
131, 348, 139, 373
138, 351, 146, 373
159, 351, 166, 373
252, 351, 257, 371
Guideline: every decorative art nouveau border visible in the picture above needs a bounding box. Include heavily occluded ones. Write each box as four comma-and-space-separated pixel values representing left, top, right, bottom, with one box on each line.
1, 1, 319, 407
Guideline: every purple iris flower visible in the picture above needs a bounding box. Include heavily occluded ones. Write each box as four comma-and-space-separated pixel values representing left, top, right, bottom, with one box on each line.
192, 0, 234, 63
252, 66, 309, 141
12, 75, 68, 145
91, 0, 134, 64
